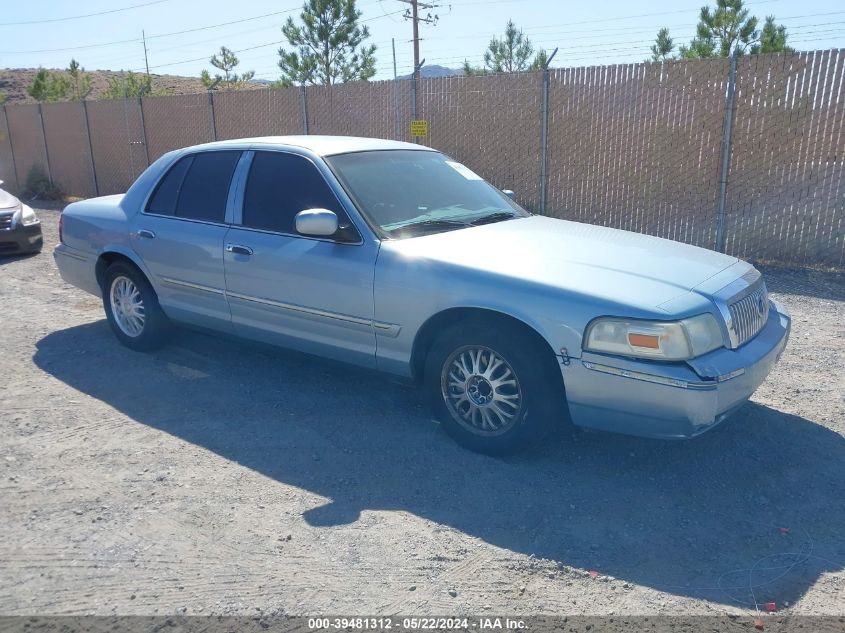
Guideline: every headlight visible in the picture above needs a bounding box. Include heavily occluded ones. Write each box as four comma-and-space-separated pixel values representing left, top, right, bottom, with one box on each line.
584, 313, 724, 360
19, 205, 39, 226
12, 204, 39, 228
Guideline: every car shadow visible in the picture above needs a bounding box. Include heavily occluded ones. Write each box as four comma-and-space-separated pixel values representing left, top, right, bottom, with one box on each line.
757, 264, 844, 301
0, 251, 41, 265
34, 321, 845, 609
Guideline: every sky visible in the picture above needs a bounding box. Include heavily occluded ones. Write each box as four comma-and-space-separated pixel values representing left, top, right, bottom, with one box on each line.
1, 0, 844, 82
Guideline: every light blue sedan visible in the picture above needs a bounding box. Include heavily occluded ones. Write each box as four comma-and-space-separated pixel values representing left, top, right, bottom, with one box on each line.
53, 136, 790, 455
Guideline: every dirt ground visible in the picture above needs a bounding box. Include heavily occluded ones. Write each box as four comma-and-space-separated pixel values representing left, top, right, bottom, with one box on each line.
1, 209, 843, 618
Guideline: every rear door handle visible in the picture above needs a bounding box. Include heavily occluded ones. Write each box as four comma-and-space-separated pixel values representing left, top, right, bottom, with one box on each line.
137, 229, 156, 239
226, 244, 254, 256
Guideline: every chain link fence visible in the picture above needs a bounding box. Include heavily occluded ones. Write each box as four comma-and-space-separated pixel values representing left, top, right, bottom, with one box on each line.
0, 50, 842, 269
41, 101, 97, 199
84, 99, 146, 195
419, 72, 543, 211
546, 59, 731, 250
725, 51, 844, 268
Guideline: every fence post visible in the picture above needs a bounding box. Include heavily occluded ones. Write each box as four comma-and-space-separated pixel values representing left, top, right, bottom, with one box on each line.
715, 52, 738, 253
1, 106, 20, 193
539, 48, 558, 215
392, 37, 400, 140
300, 84, 309, 135
81, 100, 99, 197
207, 91, 218, 141
411, 74, 417, 122
37, 103, 54, 185
137, 97, 151, 167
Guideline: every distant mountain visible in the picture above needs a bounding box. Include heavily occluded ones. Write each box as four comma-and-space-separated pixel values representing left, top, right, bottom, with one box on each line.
397, 64, 464, 80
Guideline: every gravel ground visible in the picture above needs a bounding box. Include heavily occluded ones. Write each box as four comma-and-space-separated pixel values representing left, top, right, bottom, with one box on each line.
1, 209, 843, 618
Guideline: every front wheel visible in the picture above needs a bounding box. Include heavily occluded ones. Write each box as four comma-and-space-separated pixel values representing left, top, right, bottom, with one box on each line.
103, 262, 170, 351
424, 322, 563, 455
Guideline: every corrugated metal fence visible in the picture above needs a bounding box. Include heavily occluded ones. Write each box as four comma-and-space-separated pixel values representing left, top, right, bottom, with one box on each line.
0, 50, 842, 269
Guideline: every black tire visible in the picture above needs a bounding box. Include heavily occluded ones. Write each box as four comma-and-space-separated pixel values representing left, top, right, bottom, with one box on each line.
102, 261, 170, 352
424, 320, 564, 456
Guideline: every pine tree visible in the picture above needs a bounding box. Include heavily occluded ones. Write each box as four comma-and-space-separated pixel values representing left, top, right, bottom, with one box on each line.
201, 46, 255, 91
650, 28, 675, 61
102, 71, 152, 99
464, 20, 547, 75
67, 59, 92, 101
27, 68, 71, 102
670, 1, 792, 58
277, 0, 376, 87
753, 16, 794, 54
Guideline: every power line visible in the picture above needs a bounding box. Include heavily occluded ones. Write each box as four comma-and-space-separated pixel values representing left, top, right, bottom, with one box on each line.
0, 0, 167, 27
411, 24, 845, 61
0, 0, 392, 55
402, 11, 845, 45
381, 31, 845, 73
133, 41, 283, 72
0, 37, 143, 55
124, 9, 404, 73
0, 10, 294, 55
4, 0, 844, 81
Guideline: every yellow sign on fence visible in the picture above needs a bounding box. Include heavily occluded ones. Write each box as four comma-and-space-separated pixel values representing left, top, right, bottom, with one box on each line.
410, 120, 428, 137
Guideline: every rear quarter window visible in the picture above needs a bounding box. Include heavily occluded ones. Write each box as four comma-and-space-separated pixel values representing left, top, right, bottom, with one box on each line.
146, 156, 192, 216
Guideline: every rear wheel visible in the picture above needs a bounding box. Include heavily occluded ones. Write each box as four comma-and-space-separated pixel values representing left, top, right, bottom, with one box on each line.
103, 262, 170, 351
424, 321, 563, 455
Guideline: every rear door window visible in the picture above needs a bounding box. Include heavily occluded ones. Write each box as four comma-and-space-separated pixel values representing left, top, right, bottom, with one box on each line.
241, 151, 347, 234
146, 156, 192, 216
175, 151, 241, 223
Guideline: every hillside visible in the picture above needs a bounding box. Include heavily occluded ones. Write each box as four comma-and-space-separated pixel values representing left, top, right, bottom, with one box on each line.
0, 68, 265, 105
0, 65, 466, 105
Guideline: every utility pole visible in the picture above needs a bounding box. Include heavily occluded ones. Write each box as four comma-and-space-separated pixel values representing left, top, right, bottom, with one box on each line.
398, 0, 439, 85
142, 30, 150, 77
411, 1, 420, 85
399, 0, 439, 139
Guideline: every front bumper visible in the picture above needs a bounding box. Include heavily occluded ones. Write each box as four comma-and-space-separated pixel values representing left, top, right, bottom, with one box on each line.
562, 300, 791, 439
0, 222, 43, 255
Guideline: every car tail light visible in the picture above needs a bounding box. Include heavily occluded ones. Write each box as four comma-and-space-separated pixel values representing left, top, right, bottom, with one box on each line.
58, 212, 64, 244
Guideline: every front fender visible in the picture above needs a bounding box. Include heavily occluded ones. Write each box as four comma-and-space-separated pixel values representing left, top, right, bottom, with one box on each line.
373, 250, 637, 377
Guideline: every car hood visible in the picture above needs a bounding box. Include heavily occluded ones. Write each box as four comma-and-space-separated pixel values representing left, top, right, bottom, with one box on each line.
384, 215, 740, 311
0, 189, 20, 210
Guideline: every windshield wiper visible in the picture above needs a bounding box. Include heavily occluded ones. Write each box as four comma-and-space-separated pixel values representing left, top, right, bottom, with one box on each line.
385, 218, 468, 236
469, 211, 518, 226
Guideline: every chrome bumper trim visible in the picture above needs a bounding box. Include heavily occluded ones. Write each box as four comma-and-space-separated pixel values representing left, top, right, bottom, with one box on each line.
581, 360, 746, 390
582, 361, 715, 390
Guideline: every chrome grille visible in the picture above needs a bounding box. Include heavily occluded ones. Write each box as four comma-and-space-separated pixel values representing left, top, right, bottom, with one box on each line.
0, 212, 13, 230
727, 280, 769, 347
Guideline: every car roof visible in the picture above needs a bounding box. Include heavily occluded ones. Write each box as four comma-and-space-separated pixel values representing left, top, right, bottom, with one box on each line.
188, 135, 436, 157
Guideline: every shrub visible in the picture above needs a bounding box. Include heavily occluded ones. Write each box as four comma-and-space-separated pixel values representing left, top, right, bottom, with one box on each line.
22, 165, 64, 201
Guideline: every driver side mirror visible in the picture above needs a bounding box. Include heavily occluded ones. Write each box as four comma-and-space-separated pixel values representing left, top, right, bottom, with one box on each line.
295, 208, 339, 237
502, 189, 515, 200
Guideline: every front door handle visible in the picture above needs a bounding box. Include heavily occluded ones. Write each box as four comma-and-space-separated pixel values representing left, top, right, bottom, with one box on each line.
137, 229, 156, 239
226, 244, 254, 256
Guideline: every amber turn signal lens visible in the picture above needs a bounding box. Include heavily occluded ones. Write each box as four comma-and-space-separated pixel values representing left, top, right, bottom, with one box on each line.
628, 333, 660, 349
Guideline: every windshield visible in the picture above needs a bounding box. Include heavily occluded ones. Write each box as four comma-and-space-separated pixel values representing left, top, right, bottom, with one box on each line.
326, 150, 529, 238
